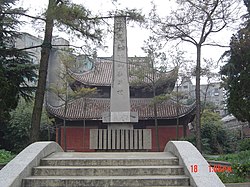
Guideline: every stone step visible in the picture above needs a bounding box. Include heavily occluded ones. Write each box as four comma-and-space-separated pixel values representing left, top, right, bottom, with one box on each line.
40, 158, 179, 166
33, 165, 185, 176
22, 175, 190, 187
40, 152, 179, 166
22, 152, 190, 187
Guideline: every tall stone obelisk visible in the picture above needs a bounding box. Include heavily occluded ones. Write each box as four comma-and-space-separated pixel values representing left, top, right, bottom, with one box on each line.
102, 16, 138, 129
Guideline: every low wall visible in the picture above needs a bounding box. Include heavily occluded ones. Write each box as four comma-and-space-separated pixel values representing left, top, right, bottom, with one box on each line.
165, 141, 225, 187
0, 141, 63, 187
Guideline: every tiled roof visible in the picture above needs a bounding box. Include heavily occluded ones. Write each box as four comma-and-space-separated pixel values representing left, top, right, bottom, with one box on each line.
47, 98, 195, 121
69, 59, 112, 86
68, 58, 177, 87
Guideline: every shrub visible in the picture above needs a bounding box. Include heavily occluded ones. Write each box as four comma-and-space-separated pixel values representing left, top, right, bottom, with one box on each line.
0, 149, 15, 164
200, 110, 239, 154
215, 150, 250, 182
3, 99, 55, 153
217, 172, 249, 183
238, 138, 250, 151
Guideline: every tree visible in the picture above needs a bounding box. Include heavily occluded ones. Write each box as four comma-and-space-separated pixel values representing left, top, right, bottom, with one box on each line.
191, 58, 221, 115
221, 1, 250, 126
184, 109, 238, 154
149, 0, 241, 152
0, 0, 37, 149
48, 52, 96, 150
167, 49, 194, 140
130, 36, 175, 151
3, 98, 53, 153
0, 0, 37, 122
30, 0, 104, 142
29, 0, 144, 143
201, 110, 238, 154
244, 0, 250, 20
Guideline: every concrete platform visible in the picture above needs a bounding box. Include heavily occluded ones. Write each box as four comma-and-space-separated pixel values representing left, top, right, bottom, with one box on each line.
45, 151, 176, 159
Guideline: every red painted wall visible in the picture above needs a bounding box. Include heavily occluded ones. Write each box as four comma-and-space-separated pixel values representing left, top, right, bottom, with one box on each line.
148, 126, 185, 151
57, 127, 95, 152
56, 125, 189, 152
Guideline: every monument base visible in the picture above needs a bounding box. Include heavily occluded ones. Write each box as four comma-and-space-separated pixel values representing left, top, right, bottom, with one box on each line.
107, 123, 133, 130
102, 111, 138, 124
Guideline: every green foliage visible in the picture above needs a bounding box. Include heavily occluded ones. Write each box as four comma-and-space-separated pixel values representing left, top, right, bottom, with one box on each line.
112, 8, 145, 24
221, 27, 250, 124
180, 134, 196, 145
201, 101, 218, 113
0, 0, 37, 122
217, 172, 250, 183
233, 161, 250, 178
184, 110, 239, 154
216, 150, 250, 165
215, 150, 250, 182
201, 109, 222, 126
0, 149, 15, 164
203, 123, 238, 154
201, 110, 227, 154
151, 94, 171, 105
238, 138, 250, 151
53, 2, 102, 41
3, 99, 54, 153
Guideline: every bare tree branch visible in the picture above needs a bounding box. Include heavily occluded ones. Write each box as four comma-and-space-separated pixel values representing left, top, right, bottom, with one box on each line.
147, 0, 240, 152
202, 43, 229, 47
4, 12, 46, 21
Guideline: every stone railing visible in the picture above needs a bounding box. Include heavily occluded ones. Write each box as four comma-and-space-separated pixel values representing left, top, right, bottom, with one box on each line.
0, 141, 63, 187
165, 141, 225, 187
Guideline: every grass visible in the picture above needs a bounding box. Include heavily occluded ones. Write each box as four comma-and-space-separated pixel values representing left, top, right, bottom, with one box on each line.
207, 150, 250, 183
0, 149, 15, 164
214, 150, 250, 163
217, 172, 250, 183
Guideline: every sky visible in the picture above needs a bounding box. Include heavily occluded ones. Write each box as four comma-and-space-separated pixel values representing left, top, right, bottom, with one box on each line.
16, 0, 246, 80
17, 0, 173, 57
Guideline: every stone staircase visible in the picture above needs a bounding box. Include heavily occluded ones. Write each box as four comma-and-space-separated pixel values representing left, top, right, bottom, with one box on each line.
22, 152, 191, 187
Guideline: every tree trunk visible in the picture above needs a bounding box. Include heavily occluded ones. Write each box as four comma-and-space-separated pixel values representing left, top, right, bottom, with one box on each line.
63, 98, 68, 151
153, 101, 160, 151
195, 44, 202, 152
83, 98, 87, 151
176, 83, 179, 140
30, 0, 55, 143
151, 59, 160, 151
201, 79, 211, 116
58, 125, 61, 146
62, 80, 69, 151
153, 86, 160, 151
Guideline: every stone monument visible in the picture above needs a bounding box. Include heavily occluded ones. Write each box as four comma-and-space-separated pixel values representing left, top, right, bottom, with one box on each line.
102, 16, 138, 129
90, 16, 150, 150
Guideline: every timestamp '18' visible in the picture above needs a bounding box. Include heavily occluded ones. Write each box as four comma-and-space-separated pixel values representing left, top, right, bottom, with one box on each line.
191, 164, 198, 173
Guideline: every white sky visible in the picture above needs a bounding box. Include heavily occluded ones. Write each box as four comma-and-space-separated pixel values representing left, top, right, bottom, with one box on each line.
17, 0, 246, 79
17, 0, 173, 57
